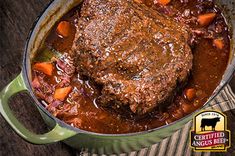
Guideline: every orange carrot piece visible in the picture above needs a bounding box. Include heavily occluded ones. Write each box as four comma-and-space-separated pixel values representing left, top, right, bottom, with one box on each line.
213, 38, 224, 50
185, 88, 196, 101
198, 13, 216, 26
134, 0, 143, 4
155, 0, 171, 5
54, 86, 72, 101
33, 62, 53, 76
56, 21, 71, 37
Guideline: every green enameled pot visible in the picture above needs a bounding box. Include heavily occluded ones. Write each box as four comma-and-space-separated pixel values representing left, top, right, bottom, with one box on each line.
0, 0, 235, 154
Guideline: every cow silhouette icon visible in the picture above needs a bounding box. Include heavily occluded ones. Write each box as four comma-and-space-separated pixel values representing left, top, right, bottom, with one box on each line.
200, 117, 220, 131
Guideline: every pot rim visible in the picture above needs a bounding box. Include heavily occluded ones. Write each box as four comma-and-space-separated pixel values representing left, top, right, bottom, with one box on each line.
22, 0, 235, 137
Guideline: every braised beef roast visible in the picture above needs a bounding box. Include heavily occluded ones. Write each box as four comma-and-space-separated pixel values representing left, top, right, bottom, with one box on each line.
72, 0, 193, 115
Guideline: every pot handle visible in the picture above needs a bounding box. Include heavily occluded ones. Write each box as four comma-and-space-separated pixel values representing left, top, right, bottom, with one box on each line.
0, 72, 77, 144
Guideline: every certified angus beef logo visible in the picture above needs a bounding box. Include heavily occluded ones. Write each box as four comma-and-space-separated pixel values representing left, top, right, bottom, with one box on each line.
190, 110, 230, 152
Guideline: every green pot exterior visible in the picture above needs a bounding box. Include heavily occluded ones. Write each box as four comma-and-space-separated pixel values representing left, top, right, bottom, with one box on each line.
0, 73, 77, 144
38, 104, 192, 154
1, 0, 235, 155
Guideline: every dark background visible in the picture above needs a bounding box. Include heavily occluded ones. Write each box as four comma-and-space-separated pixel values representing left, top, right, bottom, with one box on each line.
0, 0, 234, 156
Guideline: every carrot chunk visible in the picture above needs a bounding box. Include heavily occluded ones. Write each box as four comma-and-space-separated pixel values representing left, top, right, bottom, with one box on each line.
56, 21, 71, 37
54, 86, 72, 101
213, 38, 224, 50
154, 0, 171, 5
134, 0, 143, 3
33, 62, 53, 76
184, 88, 196, 101
198, 13, 216, 26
